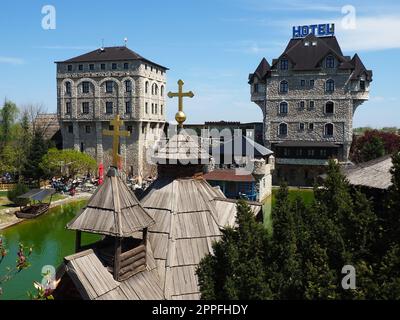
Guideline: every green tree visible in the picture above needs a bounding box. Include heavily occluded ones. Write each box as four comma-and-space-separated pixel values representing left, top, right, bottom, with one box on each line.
23, 131, 48, 180
360, 135, 385, 162
197, 200, 272, 300
0, 100, 19, 148
39, 148, 97, 178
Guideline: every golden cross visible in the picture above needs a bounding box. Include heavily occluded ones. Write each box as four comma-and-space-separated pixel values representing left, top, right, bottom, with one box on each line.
103, 115, 130, 167
167, 79, 194, 127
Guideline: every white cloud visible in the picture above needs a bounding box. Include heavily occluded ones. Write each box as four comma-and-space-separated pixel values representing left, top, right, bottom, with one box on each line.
0, 56, 25, 65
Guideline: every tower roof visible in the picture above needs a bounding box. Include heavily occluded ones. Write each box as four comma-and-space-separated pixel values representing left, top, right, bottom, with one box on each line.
67, 167, 155, 237
152, 129, 210, 165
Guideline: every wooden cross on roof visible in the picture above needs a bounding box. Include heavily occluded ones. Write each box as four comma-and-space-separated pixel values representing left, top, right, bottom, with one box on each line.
167, 79, 194, 127
103, 115, 130, 167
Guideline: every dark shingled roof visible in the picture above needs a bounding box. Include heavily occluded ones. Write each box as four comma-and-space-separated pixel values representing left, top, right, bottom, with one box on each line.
57, 46, 168, 70
249, 35, 372, 81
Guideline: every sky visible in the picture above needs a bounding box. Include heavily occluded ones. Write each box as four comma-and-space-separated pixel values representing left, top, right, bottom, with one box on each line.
0, 0, 399, 128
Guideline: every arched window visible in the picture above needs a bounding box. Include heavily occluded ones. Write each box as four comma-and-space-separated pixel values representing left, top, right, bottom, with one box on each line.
161, 85, 164, 97
324, 123, 334, 136
279, 102, 288, 114
65, 82, 71, 94
145, 81, 149, 94
154, 84, 158, 95
279, 123, 288, 136
326, 79, 335, 93
326, 55, 335, 68
279, 80, 288, 93
325, 101, 334, 114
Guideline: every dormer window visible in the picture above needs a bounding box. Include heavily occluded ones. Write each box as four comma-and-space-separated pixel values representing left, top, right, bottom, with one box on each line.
360, 80, 366, 91
312, 41, 317, 46
326, 55, 335, 68
304, 41, 310, 46
280, 59, 289, 70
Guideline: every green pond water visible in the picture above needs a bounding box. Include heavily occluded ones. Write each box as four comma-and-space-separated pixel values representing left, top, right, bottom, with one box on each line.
0, 200, 99, 300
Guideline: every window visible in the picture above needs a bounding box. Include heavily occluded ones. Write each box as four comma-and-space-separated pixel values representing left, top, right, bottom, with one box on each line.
151, 103, 154, 114
66, 102, 71, 114
65, 82, 71, 94
309, 101, 315, 109
145, 64, 148, 70
161, 105, 164, 115
106, 102, 113, 114
78, 64, 83, 71
279, 80, 288, 93
283, 148, 289, 156
85, 125, 91, 134
67, 65, 73, 72
109, 125, 114, 131
82, 81, 90, 93
279, 123, 288, 135
152, 84, 158, 95
89, 64, 94, 71
145, 81, 149, 94
127, 125, 133, 133
325, 101, 334, 114
304, 41, 310, 46
101, 63, 106, 70
308, 149, 315, 157
310, 79, 315, 88
326, 79, 335, 93
279, 102, 288, 114
80, 143, 84, 152
326, 55, 335, 68
300, 79, 305, 87
124, 63, 129, 70
145, 102, 148, 114
253, 83, 259, 93
299, 122, 305, 131
320, 149, 327, 157
324, 123, 334, 136
161, 85, 164, 96
360, 80, 366, 91
68, 125, 73, 133
106, 81, 113, 93
280, 59, 289, 70
112, 63, 117, 70
125, 80, 132, 92
82, 102, 90, 114
309, 123, 314, 131
300, 101, 305, 109
155, 104, 158, 114
125, 101, 132, 113
312, 41, 317, 46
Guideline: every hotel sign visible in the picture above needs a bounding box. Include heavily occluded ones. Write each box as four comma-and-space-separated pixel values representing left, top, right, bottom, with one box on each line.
292, 23, 335, 38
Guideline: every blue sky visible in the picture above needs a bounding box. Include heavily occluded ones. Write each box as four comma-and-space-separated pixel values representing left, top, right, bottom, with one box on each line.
0, 0, 399, 127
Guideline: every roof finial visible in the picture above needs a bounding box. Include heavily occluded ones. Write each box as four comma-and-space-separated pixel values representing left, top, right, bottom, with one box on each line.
124, 37, 128, 47
167, 79, 194, 128
103, 115, 130, 168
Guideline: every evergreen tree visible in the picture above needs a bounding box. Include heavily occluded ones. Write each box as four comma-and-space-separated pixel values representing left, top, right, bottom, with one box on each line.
197, 200, 271, 300
23, 131, 48, 180
360, 135, 385, 162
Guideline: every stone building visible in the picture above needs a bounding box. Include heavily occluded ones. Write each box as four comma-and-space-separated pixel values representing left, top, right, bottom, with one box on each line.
249, 32, 372, 186
56, 46, 168, 181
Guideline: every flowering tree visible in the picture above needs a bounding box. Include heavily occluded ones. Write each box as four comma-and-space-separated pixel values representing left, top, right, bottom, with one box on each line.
0, 236, 31, 296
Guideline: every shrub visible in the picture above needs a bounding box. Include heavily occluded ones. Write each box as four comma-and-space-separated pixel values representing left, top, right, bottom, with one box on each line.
7, 183, 29, 206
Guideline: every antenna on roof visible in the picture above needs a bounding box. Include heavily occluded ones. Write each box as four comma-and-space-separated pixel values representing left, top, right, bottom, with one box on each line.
100, 39, 105, 51
124, 37, 128, 47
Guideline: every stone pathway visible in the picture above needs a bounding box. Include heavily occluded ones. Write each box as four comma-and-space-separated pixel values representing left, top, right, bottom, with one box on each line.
0, 192, 92, 231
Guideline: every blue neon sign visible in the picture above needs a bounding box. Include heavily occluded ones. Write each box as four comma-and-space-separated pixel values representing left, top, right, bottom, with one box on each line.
292, 23, 335, 38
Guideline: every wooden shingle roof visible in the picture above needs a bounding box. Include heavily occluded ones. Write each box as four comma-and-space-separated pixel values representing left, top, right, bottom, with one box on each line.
140, 177, 262, 300
67, 167, 155, 237
152, 130, 210, 164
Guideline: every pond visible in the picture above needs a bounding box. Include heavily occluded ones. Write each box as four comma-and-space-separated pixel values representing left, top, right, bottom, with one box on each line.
0, 200, 98, 300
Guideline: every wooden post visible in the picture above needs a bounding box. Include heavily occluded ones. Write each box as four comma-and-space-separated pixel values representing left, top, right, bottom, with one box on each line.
75, 231, 81, 253
114, 237, 122, 281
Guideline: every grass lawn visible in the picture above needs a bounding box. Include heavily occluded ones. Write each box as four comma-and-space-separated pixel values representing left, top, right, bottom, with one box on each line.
262, 187, 315, 233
